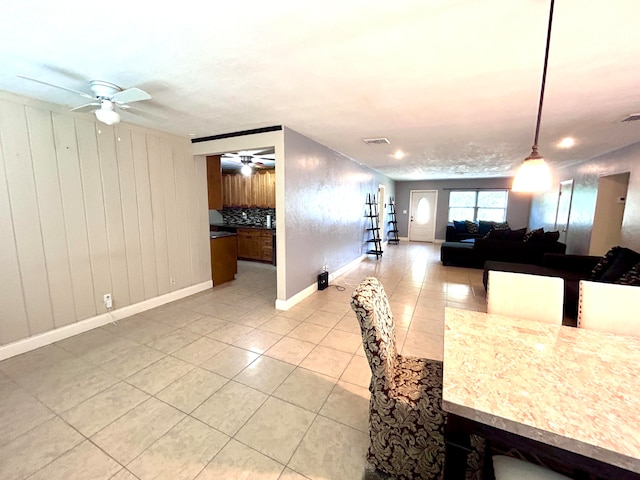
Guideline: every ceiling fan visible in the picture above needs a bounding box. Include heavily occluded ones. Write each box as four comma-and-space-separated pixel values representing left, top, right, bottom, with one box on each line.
221, 149, 275, 175
17, 75, 152, 125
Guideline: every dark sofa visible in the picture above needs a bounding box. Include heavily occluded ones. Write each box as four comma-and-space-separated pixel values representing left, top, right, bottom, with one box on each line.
483, 246, 640, 323
441, 237, 566, 268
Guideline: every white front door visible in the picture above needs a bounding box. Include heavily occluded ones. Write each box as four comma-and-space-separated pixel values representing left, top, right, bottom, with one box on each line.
409, 190, 437, 242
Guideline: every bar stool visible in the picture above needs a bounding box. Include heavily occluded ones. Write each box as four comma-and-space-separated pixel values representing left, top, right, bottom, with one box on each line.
578, 280, 640, 337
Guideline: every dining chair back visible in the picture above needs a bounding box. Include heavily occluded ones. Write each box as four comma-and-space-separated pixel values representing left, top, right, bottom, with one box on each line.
351, 276, 484, 480
578, 280, 640, 337
487, 270, 564, 324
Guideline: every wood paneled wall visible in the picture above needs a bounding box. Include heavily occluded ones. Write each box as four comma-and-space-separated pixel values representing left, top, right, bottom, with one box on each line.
0, 94, 209, 346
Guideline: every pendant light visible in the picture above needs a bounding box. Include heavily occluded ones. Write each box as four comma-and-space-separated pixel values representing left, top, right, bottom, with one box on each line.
512, 0, 554, 193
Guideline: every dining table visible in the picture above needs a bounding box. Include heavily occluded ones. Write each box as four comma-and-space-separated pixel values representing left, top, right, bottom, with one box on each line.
442, 307, 640, 479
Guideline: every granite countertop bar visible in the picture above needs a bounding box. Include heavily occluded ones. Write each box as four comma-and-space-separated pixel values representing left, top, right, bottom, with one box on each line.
443, 307, 640, 474
209, 232, 237, 239
210, 223, 275, 231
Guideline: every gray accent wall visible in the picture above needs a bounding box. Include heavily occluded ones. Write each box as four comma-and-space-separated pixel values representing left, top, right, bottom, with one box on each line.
282, 127, 395, 299
394, 177, 531, 240
0, 91, 210, 346
530, 141, 640, 254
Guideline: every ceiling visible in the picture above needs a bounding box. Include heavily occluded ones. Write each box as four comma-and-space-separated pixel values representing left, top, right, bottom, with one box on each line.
1, 0, 639, 181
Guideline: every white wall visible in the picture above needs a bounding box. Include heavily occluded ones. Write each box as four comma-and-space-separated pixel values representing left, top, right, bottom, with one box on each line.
0, 91, 210, 346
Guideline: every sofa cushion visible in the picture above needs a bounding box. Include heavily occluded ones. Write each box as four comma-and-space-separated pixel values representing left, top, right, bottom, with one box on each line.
616, 262, 640, 286
485, 228, 510, 240
523, 228, 544, 242
543, 231, 560, 243
494, 221, 510, 231
589, 246, 640, 282
465, 220, 479, 233
453, 220, 467, 233
506, 227, 527, 241
478, 220, 494, 235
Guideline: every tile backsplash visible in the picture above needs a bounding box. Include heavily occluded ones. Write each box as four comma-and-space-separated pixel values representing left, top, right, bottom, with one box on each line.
218, 207, 276, 227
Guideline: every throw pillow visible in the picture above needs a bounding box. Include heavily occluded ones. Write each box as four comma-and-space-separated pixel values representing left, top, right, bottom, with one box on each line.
598, 247, 640, 282
542, 231, 560, 243
523, 228, 544, 242
485, 228, 510, 240
478, 220, 494, 235
465, 220, 479, 234
506, 227, 527, 241
616, 262, 640, 286
453, 220, 467, 233
494, 221, 510, 231
590, 246, 621, 281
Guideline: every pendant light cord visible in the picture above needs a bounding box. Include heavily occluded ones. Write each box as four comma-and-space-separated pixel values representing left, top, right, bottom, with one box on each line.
532, 0, 555, 151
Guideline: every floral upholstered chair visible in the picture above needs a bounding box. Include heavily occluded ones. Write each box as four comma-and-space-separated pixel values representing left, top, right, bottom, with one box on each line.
351, 276, 484, 480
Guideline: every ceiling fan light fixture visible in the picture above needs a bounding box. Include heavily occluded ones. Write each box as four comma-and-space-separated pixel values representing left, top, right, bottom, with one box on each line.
240, 164, 252, 176
95, 101, 120, 125
512, 0, 555, 194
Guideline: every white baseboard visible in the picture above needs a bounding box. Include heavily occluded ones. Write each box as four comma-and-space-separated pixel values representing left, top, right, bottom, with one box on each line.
0, 280, 213, 362
275, 254, 365, 311
399, 236, 409, 241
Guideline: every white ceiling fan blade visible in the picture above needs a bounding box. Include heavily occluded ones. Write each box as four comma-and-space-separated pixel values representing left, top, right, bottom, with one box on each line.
70, 102, 100, 113
111, 87, 151, 104
17, 75, 94, 99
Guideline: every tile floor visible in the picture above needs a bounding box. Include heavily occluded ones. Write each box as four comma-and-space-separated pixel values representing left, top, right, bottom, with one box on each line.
0, 242, 486, 480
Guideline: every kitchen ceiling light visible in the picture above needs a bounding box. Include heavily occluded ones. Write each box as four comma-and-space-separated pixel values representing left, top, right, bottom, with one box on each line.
240, 164, 252, 176
512, 0, 554, 193
94, 100, 120, 125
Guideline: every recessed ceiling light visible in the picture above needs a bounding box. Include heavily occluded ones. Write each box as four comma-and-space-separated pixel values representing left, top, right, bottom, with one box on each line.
393, 150, 406, 160
188, 133, 196, 137
557, 137, 575, 149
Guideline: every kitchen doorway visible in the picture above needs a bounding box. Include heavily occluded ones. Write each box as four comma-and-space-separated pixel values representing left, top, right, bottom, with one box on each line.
589, 172, 630, 256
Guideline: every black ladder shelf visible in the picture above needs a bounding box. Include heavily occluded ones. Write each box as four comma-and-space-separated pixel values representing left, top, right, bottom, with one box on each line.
365, 193, 383, 259
387, 197, 399, 245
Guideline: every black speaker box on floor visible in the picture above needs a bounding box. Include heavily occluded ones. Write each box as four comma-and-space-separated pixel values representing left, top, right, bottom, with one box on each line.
318, 271, 329, 290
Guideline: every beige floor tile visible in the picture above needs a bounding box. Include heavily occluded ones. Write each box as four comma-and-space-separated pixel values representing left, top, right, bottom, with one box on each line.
233, 329, 282, 354
318, 299, 352, 316
0, 378, 54, 446
272, 367, 336, 413
61, 381, 149, 437
156, 368, 228, 413
340, 354, 371, 389
0, 417, 84, 480
319, 381, 370, 432
234, 356, 295, 394
319, 329, 362, 354
200, 346, 260, 378
91, 397, 185, 465
55, 328, 121, 357
126, 356, 194, 394
278, 468, 310, 480
207, 322, 255, 344
333, 315, 361, 334
184, 315, 227, 335
402, 329, 444, 361
27, 440, 121, 480
146, 328, 200, 354
99, 344, 165, 379
191, 381, 268, 436
196, 439, 284, 480
287, 323, 330, 344
276, 305, 315, 321
172, 337, 227, 365
0, 345, 73, 380
236, 397, 315, 464
303, 310, 343, 329
119, 320, 177, 344
259, 316, 301, 335
76, 335, 141, 366
150, 309, 206, 328
299, 345, 352, 379
288, 416, 368, 480
107, 468, 139, 480
263, 337, 316, 365
128, 417, 229, 480
410, 314, 445, 336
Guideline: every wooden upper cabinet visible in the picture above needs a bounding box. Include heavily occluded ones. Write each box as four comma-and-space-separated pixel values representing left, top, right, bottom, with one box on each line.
222, 170, 276, 208
206, 155, 223, 210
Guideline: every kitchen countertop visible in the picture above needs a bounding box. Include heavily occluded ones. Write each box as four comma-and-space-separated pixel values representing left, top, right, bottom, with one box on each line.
443, 307, 640, 475
210, 231, 237, 239
210, 223, 275, 231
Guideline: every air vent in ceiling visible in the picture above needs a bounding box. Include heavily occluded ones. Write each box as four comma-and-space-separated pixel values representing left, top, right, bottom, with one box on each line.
363, 137, 390, 145
622, 113, 640, 122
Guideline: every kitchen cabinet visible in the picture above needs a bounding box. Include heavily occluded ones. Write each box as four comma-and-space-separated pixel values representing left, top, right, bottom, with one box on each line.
223, 170, 275, 208
207, 155, 223, 210
209, 233, 237, 285
237, 228, 273, 263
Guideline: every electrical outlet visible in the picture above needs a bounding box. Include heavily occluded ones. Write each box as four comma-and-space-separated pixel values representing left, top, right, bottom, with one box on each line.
103, 293, 112, 309
170, 277, 176, 286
